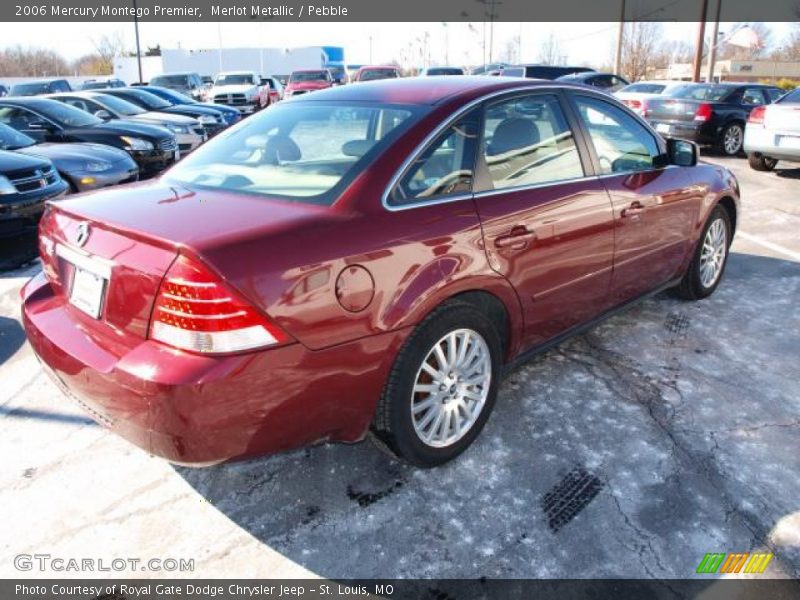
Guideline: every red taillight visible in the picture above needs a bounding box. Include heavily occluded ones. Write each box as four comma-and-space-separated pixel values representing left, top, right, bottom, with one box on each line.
624, 99, 642, 109
694, 103, 713, 122
149, 255, 288, 354
748, 105, 767, 125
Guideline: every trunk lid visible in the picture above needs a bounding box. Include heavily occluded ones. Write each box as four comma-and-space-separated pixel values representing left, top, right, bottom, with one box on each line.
39, 180, 331, 346
765, 103, 800, 133
646, 97, 713, 122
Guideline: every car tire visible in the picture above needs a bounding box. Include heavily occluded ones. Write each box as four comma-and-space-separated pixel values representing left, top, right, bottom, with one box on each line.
673, 206, 732, 300
747, 153, 778, 172
718, 122, 745, 156
371, 301, 503, 467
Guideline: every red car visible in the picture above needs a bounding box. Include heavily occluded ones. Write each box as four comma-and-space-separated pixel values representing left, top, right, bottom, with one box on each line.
353, 66, 402, 82
283, 69, 334, 98
22, 78, 739, 467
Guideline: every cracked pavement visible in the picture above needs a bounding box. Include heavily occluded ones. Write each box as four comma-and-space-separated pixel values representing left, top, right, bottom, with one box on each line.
0, 155, 798, 580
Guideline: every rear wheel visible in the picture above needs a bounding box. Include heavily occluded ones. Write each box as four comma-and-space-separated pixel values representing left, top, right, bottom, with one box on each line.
674, 206, 731, 300
371, 302, 502, 467
748, 153, 778, 171
718, 122, 744, 156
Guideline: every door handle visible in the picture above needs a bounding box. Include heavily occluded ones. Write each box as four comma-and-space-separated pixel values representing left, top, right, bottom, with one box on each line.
494, 226, 537, 250
621, 201, 646, 218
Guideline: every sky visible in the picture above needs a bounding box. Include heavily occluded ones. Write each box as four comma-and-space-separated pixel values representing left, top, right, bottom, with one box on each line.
0, 21, 793, 68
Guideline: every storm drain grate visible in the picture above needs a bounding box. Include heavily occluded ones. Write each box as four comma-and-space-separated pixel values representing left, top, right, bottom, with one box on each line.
541, 467, 604, 532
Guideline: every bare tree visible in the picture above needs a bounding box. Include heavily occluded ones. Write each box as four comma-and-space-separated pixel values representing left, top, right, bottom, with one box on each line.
91, 31, 129, 74
538, 33, 562, 65
619, 21, 662, 81
0, 46, 69, 77
770, 24, 800, 60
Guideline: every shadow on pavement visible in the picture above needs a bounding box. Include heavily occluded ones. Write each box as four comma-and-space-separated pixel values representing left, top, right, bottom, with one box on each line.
0, 316, 25, 367
173, 251, 800, 579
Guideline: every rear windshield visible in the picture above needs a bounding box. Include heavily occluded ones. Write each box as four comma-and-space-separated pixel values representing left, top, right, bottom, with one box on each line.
290, 71, 329, 82
359, 69, 398, 81
672, 85, 732, 101
165, 102, 420, 206
778, 88, 799, 103
151, 75, 190, 86
118, 90, 172, 110
215, 73, 256, 86
621, 83, 666, 94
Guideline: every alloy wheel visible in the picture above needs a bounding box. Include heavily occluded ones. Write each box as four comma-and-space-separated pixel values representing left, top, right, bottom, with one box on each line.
699, 217, 727, 288
723, 125, 743, 155
411, 329, 492, 448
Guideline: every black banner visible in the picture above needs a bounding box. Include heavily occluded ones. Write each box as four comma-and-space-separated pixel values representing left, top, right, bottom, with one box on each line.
4, 579, 800, 600
2, 0, 800, 22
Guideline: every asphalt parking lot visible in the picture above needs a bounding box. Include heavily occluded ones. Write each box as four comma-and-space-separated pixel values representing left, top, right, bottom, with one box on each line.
0, 154, 798, 581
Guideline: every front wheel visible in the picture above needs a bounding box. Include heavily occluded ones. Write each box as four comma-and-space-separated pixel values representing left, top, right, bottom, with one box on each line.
718, 123, 744, 156
748, 153, 778, 171
371, 302, 502, 467
673, 206, 731, 300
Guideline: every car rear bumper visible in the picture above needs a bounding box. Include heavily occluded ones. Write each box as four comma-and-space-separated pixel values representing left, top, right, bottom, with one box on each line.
744, 127, 800, 162
648, 120, 718, 145
22, 271, 407, 465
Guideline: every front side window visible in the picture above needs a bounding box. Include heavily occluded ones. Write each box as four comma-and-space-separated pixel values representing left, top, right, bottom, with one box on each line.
481, 94, 584, 190
166, 102, 419, 206
389, 110, 478, 206
574, 95, 659, 174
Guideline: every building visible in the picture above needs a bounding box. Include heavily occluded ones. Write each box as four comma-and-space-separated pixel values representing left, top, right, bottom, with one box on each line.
652, 59, 800, 83
114, 46, 345, 83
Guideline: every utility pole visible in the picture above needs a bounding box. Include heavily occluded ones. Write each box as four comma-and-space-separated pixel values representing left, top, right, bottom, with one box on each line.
614, 0, 625, 75
132, 0, 143, 83
442, 23, 449, 65
705, 0, 722, 83
692, 0, 709, 82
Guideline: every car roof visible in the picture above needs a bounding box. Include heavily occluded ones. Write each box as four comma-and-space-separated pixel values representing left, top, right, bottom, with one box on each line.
0, 96, 64, 109
292, 76, 585, 106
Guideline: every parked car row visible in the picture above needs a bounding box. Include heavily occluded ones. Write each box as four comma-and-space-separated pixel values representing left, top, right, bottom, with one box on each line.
0, 79, 253, 269
611, 81, 796, 167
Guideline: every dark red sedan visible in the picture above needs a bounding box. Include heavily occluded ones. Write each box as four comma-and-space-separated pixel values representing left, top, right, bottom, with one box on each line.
22, 77, 739, 467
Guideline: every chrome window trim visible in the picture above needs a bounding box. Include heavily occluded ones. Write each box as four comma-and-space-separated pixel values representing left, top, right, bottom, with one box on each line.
381, 85, 556, 212
381, 85, 678, 213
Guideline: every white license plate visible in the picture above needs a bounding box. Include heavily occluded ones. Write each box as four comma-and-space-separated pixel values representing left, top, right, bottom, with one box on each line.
656, 123, 671, 134
174, 147, 181, 160
778, 136, 800, 149
69, 267, 106, 319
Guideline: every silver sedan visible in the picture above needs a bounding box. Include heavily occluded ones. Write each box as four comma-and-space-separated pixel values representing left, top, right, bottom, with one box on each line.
744, 87, 800, 171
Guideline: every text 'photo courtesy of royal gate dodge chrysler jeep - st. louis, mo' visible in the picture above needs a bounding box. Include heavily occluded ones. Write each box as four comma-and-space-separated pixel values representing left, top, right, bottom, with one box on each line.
20, 76, 741, 468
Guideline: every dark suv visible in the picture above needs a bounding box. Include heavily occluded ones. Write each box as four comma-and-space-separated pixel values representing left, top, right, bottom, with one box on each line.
0, 149, 68, 269
149, 72, 206, 101
10, 79, 72, 96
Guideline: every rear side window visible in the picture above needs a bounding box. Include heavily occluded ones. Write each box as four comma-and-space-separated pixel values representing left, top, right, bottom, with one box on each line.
166, 102, 419, 206
742, 88, 766, 106
573, 95, 659, 174
389, 109, 479, 206
777, 88, 799, 103
481, 94, 584, 190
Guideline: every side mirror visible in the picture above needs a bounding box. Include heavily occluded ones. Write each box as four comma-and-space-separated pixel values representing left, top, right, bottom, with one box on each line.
94, 110, 112, 120
667, 138, 698, 167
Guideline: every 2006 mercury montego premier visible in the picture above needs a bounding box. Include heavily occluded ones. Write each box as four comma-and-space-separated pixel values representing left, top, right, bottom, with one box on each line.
22, 77, 740, 467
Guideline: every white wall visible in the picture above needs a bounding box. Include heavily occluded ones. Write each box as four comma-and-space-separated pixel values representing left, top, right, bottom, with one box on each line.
161, 47, 329, 78
112, 56, 164, 84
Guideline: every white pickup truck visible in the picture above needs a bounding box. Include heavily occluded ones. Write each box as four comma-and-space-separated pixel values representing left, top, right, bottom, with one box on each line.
207, 71, 266, 114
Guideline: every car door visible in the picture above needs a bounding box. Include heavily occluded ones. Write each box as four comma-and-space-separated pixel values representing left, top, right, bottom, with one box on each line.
569, 93, 701, 304
472, 91, 616, 349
